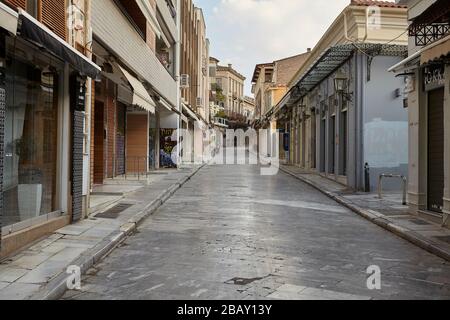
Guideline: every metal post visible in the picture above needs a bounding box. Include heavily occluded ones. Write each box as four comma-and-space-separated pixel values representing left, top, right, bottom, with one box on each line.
364, 162, 370, 192
378, 174, 407, 206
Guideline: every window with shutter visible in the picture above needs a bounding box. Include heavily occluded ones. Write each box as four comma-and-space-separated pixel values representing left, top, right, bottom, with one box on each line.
3, 0, 27, 10
39, 0, 67, 40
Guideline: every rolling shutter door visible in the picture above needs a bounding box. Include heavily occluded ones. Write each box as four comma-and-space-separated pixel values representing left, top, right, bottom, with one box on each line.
427, 88, 444, 214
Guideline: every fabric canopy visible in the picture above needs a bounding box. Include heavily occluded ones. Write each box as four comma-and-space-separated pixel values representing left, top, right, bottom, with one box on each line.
182, 103, 200, 122
17, 10, 101, 79
118, 65, 156, 114
421, 35, 450, 65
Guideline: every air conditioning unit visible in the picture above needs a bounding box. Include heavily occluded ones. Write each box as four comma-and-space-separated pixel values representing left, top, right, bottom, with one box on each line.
196, 97, 203, 107
180, 74, 190, 88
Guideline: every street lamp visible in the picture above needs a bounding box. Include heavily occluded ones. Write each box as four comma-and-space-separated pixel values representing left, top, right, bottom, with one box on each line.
334, 70, 347, 93
334, 70, 352, 102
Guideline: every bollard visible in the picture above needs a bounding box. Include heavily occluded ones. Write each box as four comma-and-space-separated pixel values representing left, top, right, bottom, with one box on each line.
364, 163, 370, 193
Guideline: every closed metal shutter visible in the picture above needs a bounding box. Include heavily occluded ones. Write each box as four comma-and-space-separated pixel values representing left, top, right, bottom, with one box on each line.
427, 88, 444, 214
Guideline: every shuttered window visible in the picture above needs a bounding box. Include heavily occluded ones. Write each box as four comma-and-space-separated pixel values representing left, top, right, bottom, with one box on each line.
3, 0, 27, 10
2, 0, 67, 40
39, 0, 67, 40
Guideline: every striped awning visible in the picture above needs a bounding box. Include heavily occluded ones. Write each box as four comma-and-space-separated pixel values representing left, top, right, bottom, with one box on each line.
118, 65, 156, 114
421, 34, 450, 64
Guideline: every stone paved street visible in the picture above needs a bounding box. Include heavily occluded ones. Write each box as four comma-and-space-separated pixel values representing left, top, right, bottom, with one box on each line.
64, 165, 450, 300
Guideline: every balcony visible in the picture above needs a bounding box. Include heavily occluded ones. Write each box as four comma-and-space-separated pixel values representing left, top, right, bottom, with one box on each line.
92, 0, 177, 106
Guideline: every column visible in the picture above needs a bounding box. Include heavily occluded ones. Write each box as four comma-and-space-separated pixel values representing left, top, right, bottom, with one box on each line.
408, 69, 427, 213
443, 65, 450, 226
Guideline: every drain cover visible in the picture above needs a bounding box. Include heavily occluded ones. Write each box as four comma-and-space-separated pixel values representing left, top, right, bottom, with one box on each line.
435, 236, 450, 244
96, 203, 133, 219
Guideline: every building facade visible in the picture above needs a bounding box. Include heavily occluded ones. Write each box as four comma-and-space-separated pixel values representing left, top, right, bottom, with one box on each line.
90, 0, 179, 180
273, 0, 409, 192
180, 0, 209, 164
0, 0, 100, 257
215, 63, 246, 118
242, 96, 256, 124
391, 0, 450, 226
252, 52, 311, 128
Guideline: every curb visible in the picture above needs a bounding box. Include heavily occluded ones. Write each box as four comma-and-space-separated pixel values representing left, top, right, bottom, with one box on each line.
279, 166, 450, 263
31, 164, 205, 300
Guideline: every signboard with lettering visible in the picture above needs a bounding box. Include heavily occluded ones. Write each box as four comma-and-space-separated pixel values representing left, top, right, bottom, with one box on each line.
423, 65, 445, 91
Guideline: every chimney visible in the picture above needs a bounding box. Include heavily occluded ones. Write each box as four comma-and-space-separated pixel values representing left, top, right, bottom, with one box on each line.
228, 63, 232, 69
307, 48, 311, 52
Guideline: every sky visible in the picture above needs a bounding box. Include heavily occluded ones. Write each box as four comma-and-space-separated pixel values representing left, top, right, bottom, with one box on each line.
191, 0, 392, 95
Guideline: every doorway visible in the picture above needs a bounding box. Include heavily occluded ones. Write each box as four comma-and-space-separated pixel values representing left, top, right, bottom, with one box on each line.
427, 88, 444, 214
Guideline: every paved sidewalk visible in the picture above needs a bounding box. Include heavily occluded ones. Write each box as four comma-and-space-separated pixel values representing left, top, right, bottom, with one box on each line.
0, 165, 203, 300
280, 165, 450, 263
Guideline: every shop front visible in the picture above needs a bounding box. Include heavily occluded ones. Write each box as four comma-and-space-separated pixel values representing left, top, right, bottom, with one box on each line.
390, 35, 450, 226
0, 6, 100, 255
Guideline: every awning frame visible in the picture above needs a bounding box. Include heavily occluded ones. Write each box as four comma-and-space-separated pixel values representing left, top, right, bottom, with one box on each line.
274, 43, 407, 115
182, 103, 200, 122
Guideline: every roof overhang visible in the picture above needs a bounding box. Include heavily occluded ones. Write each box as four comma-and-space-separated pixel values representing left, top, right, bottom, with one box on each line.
252, 63, 273, 83
0, 2, 18, 35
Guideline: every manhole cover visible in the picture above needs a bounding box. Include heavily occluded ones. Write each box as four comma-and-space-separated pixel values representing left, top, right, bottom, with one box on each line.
96, 203, 133, 219
434, 236, 450, 244
409, 219, 431, 226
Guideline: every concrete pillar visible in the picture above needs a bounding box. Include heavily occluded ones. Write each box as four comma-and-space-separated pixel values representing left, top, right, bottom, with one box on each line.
443, 65, 450, 226
408, 69, 427, 213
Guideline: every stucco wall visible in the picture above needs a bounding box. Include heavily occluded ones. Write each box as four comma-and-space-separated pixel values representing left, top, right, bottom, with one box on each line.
363, 56, 408, 191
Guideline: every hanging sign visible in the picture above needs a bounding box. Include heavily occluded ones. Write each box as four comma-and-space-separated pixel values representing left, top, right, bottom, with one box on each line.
423, 65, 445, 91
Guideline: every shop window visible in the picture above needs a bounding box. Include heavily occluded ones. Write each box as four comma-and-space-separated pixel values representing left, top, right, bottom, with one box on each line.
3, 37, 60, 226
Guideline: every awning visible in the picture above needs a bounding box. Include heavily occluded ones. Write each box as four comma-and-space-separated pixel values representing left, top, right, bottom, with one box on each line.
421, 34, 450, 64
274, 43, 407, 114
157, 97, 180, 114
293, 43, 407, 94
0, 2, 18, 35
17, 10, 101, 79
182, 103, 200, 122
388, 35, 450, 73
118, 65, 156, 114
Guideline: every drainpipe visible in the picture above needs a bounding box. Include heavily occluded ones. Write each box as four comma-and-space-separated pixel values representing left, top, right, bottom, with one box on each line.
343, 6, 370, 43
84, 0, 93, 217
175, 0, 181, 168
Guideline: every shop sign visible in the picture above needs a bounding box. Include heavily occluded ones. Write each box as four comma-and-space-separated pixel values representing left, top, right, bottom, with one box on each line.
423, 65, 445, 91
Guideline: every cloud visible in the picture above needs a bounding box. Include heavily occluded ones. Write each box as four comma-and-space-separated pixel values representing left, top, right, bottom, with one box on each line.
195, 0, 393, 94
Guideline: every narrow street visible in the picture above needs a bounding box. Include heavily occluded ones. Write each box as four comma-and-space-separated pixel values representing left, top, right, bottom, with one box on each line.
64, 165, 450, 300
